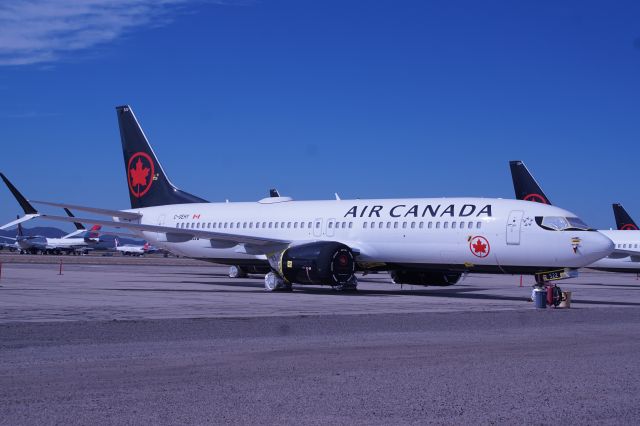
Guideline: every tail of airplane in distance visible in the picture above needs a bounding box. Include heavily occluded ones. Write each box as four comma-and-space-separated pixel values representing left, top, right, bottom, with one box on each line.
16, 216, 24, 238
116, 105, 208, 209
87, 225, 102, 239
64, 208, 85, 231
509, 160, 552, 205
612, 203, 638, 230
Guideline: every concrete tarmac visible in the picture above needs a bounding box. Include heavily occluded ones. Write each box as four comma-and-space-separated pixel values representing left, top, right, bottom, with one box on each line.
1, 260, 639, 424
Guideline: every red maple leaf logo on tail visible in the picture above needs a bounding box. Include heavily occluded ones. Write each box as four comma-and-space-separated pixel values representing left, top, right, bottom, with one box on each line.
130, 158, 150, 187
127, 152, 155, 198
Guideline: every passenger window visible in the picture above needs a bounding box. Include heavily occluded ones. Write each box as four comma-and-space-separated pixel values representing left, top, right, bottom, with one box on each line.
419, 222, 424, 229
275, 222, 279, 229
411, 222, 415, 229
386, 222, 391, 229
468, 221, 473, 229
328, 222, 333, 229
436, 222, 440, 229
349, 222, 353, 229
428, 222, 432, 229
268, 222, 272, 228
394, 222, 398, 229
363, 222, 368, 229
452, 222, 456, 229
293, 222, 298, 229
262, 222, 267, 228
402, 222, 407, 229
342, 222, 346, 229
224, 223, 228, 229
379, 222, 383, 229
444, 222, 448, 229
287, 222, 291, 228
459, 222, 464, 229
476, 222, 482, 229
242, 222, 246, 228
249, 222, 253, 228
230, 223, 234, 229
300, 222, 304, 229
237, 222, 241, 228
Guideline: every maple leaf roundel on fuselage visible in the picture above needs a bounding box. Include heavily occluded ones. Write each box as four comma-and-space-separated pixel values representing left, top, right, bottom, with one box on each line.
127, 152, 155, 198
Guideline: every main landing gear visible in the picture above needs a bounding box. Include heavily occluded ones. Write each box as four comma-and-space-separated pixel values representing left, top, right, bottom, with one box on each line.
264, 272, 292, 292
228, 265, 248, 279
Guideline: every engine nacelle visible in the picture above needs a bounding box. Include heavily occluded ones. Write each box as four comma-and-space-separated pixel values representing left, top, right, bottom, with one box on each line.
390, 270, 461, 287
280, 241, 356, 285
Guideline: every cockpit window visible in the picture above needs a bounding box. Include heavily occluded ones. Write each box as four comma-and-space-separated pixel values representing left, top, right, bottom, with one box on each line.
566, 217, 591, 231
535, 216, 594, 231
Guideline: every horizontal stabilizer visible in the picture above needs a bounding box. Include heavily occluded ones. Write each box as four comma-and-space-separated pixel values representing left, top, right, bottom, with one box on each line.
30, 200, 142, 220
0, 214, 40, 231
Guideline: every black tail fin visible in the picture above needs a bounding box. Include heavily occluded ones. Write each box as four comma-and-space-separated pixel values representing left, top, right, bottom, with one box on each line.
64, 208, 85, 231
0, 173, 38, 214
509, 160, 552, 205
612, 203, 638, 230
116, 105, 208, 209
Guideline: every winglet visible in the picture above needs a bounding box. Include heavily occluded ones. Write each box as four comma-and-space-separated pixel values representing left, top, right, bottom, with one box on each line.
0, 173, 38, 215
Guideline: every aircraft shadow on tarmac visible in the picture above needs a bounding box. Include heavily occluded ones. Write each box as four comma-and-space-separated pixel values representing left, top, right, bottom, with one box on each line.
110, 280, 640, 306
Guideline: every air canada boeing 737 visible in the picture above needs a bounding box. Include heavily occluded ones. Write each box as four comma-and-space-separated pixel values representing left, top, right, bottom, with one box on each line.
510, 160, 640, 273
1, 106, 614, 291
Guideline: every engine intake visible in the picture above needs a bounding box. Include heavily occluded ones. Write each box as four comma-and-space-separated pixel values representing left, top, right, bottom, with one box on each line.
280, 241, 356, 285
390, 270, 461, 287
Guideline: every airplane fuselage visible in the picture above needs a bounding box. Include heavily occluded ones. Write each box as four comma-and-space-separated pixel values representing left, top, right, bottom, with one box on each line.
122, 197, 613, 274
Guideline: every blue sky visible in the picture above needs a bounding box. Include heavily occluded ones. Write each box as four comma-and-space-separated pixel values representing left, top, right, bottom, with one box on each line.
0, 0, 639, 230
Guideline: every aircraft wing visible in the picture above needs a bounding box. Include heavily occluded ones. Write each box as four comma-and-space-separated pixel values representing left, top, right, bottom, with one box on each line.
30, 200, 142, 220
5, 213, 291, 252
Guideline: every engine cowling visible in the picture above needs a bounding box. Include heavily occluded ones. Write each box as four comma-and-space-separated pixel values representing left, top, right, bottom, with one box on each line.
390, 270, 461, 287
280, 241, 356, 285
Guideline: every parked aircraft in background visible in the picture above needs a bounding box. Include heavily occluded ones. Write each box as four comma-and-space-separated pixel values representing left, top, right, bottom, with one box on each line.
1, 106, 614, 291
509, 160, 640, 273
0, 235, 17, 251
114, 238, 157, 256
613, 203, 638, 231
0, 175, 103, 255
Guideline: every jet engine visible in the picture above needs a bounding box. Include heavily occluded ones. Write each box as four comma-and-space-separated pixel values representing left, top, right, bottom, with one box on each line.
279, 241, 356, 286
390, 270, 461, 287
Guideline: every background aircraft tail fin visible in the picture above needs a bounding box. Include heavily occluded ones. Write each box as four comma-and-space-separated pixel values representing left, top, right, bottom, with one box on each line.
116, 105, 208, 209
64, 208, 85, 231
509, 160, 552, 205
612, 203, 638, 230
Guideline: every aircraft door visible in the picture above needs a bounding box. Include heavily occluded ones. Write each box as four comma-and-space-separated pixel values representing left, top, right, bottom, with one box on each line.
326, 218, 336, 237
313, 218, 323, 238
506, 210, 523, 245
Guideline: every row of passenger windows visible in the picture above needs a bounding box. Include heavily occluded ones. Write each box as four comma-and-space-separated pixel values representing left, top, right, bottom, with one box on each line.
176, 220, 483, 231
617, 243, 639, 249
363, 221, 482, 230
177, 221, 320, 230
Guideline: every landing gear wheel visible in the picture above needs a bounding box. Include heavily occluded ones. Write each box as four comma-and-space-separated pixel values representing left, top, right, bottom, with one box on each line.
264, 272, 292, 292
229, 265, 248, 279
333, 276, 358, 292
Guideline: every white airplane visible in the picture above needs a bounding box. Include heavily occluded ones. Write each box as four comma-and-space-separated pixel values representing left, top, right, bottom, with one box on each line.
0, 177, 102, 255
510, 160, 640, 273
0, 106, 614, 291
114, 238, 156, 256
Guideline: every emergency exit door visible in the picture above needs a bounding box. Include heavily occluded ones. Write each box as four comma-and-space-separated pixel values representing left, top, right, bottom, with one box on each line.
506, 210, 523, 245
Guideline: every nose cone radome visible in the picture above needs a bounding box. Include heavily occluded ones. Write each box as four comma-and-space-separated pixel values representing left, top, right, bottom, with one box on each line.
580, 232, 615, 265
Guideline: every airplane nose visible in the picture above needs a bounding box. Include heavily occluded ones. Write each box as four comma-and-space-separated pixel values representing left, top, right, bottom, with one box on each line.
583, 232, 615, 263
